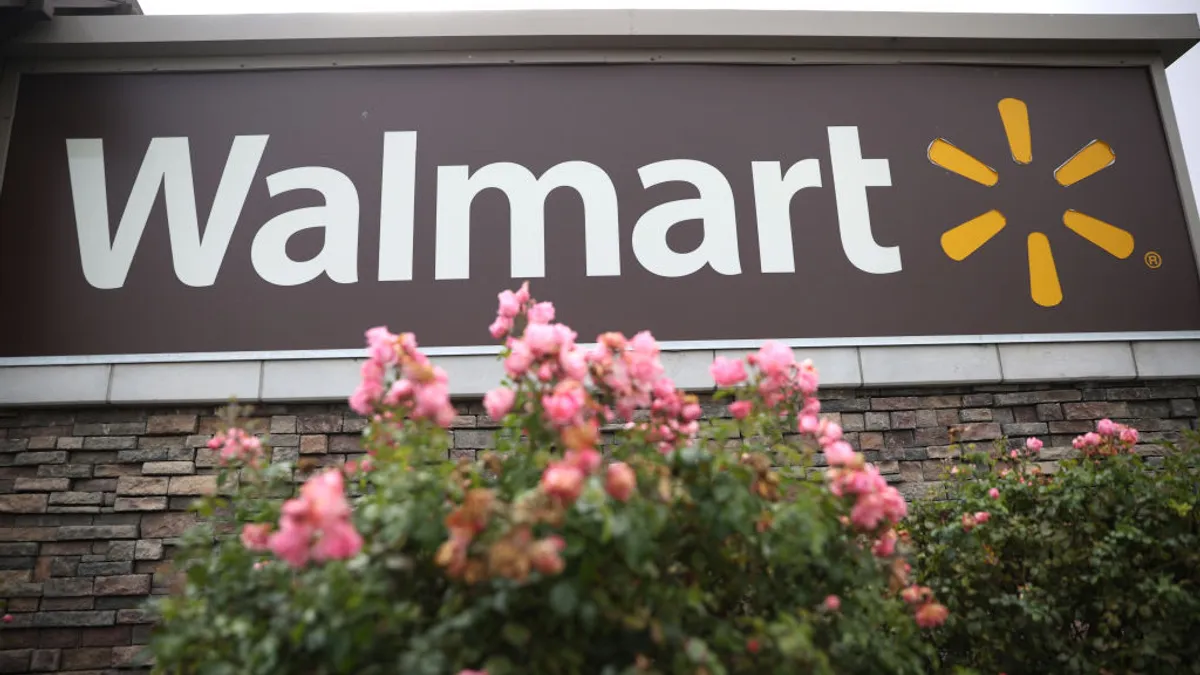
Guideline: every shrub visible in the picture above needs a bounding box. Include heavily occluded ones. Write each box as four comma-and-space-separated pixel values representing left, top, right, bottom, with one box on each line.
149, 284, 944, 675
909, 421, 1200, 675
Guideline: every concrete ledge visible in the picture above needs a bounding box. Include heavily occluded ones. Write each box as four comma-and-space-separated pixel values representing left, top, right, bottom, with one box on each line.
660, 350, 717, 390
6, 340, 1200, 405
859, 344, 1002, 386
0, 365, 110, 405
1132, 340, 1200, 378
261, 359, 364, 401
1000, 342, 1137, 382
108, 362, 261, 404
432, 354, 506, 398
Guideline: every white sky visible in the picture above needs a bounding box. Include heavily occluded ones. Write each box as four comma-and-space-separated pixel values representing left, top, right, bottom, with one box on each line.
139, 0, 1200, 210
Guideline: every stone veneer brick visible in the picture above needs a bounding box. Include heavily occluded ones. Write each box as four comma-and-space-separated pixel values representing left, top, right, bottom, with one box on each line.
0, 380, 1197, 673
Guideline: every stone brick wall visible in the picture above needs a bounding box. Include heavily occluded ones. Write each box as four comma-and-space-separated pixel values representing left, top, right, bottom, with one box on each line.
1, 380, 1197, 673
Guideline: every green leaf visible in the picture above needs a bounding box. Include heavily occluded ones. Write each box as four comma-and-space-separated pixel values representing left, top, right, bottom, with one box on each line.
549, 581, 578, 617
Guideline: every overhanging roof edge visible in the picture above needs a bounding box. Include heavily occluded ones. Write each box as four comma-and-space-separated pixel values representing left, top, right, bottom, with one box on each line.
3, 9, 1198, 64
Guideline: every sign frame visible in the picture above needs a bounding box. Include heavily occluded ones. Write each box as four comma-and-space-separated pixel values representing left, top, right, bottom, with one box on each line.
0, 11, 1197, 402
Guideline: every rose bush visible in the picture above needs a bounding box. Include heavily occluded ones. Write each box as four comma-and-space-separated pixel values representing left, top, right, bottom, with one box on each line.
909, 421, 1200, 675
148, 284, 946, 675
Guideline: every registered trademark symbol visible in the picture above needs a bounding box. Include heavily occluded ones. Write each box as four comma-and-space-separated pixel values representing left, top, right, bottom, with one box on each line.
1145, 251, 1163, 269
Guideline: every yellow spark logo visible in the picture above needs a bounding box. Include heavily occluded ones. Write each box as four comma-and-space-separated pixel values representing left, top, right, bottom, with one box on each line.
928, 98, 1134, 307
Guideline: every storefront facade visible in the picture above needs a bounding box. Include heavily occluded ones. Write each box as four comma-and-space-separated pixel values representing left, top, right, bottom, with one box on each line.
1, 9, 1199, 672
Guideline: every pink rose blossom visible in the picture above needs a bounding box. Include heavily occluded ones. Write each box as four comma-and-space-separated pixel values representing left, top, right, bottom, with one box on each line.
565, 448, 602, 474
484, 387, 516, 420
496, 289, 521, 318
1097, 418, 1117, 436
384, 378, 413, 406
241, 523, 272, 551
973, 511, 990, 524
560, 349, 588, 381
365, 326, 397, 364
823, 595, 841, 612
824, 441, 856, 467
819, 420, 843, 445
753, 341, 794, 376
268, 469, 362, 567
988, 487, 1000, 500
505, 340, 534, 378
524, 323, 560, 355
541, 463, 585, 505
530, 536, 566, 575
528, 301, 556, 324
798, 415, 820, 434
543, 386, 585, 426
268, 522, 312, 567
514, 281, 531, 304
629, 330, 659, 356
311, 522, 364, 562
710, 357, 748, 387
873, 529, 898, 557
1025, 437, 1043, 452
1010, 449, 1019, 459
1120, 427, 1139, 445
605, 462, 637, 501
915, 602, 949, 628
729, 400, 753, 419
488, 316, 512, 339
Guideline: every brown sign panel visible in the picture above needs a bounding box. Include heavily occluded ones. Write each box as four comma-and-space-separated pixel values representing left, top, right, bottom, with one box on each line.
1, 64, 1198, 358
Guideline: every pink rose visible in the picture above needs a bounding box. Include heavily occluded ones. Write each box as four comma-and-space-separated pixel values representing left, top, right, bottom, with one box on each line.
1025, 437, 1043, 452
488, 316, 512, 339
973, 511, 990, 524
312, 522, 363, 562
1096, 418, 1117, 436
241, 523, 272, 551
365, 326, 397, 364
605, 462, 636, 501
541, 463, 585, 505
754, 341, 794, 376
988, 487, 1000, 500
629, 330, 659, 356
798, 415, 820, 434
524, 323, 559, 355
1009, 449, 1019, 459
543, 390, 583, 426
822, 595, 841, 612
528, 301, 556, 324
819, 420, 843, 445
1120, 427, 1139, 445
565, 448, 602, 474
505, 340, 534, 378
824, 440, 856, 467
496, 289, 521, 318
514, 281, 531, 304
268, 521, 312, 568
560, 349, 588, 381
873, 529, 898, 557
384, 378, 413, 406
530, 536, 566, 575
729, 400, 753, 419
915, 602, 949, 628
484, 387, 516, 420
710, 357, 748, 387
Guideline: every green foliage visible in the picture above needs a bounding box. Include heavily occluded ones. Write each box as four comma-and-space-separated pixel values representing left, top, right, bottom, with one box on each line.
148, 402, 935, 674
910, 431, 1200, 675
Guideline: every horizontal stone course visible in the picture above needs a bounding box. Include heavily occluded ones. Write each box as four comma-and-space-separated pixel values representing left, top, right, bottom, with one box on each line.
0, 381, 1194, 673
